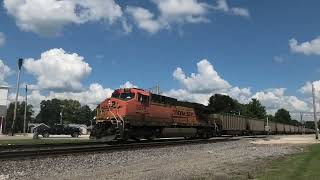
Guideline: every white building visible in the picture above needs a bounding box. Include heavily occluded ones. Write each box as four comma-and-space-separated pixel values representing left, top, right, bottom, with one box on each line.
0, 86, 9, 134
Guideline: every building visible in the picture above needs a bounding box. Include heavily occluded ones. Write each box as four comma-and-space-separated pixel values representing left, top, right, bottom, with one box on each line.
0, 86, 9, 134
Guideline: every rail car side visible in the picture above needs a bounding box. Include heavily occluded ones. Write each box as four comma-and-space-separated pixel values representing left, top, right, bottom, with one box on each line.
91, 88, 315, 141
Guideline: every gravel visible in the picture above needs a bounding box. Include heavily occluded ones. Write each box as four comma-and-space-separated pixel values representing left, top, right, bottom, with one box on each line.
0, 137, 305, 180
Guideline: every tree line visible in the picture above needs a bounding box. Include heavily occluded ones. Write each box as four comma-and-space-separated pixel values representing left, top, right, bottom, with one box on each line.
5, 98, 96, 133
208, 94, 302, 126
4, 93, 316, 133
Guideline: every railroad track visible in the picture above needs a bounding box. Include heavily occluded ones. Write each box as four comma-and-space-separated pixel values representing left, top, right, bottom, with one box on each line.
0, 137, 240, 160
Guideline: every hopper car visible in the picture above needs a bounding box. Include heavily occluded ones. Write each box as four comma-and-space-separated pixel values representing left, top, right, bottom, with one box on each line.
90, 88, 315, 141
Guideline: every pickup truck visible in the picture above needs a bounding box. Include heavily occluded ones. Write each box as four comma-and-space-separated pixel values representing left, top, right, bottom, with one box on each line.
35, 124, 81, 138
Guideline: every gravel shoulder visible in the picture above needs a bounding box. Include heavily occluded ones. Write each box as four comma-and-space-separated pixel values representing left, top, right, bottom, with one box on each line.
0, 135, 313, 180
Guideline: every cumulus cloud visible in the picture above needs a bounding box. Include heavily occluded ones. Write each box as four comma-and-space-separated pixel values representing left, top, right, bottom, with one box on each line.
173, 59, 231, 93
49, 83, 113, 109
289, 37, 320, 55
166, 59, 249, 104
166, 59, 310, 116
8, 83, 113, 113
3, 0, 123, 36
299, 81, 320, 97
0, 32, 5, 47
213, 0, 250, 17
126, 0, 210, 34
155, 0, 210, 24
4, 0, 250, 35
0, 59, 13, 85
120, 81, 138, 88
127, 0, 249, 33
8, 81, 141, 114
126, 6, 161, 34
252, 88, 308, 114
24, 48, 92, 91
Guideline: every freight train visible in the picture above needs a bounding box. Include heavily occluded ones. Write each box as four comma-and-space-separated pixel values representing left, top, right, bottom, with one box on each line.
90, 88, 314, 140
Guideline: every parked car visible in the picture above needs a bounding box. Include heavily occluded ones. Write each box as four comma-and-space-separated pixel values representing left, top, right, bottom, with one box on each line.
35, 124, 81, 138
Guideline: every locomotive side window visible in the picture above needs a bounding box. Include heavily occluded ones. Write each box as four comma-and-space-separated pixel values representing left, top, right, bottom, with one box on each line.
138, 93, 149, 104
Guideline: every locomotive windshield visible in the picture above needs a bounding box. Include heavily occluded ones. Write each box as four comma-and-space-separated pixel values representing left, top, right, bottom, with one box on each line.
112, 92, 135, 101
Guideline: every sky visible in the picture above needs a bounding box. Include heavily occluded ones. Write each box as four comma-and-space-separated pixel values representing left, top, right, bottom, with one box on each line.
1, 0, 320, 120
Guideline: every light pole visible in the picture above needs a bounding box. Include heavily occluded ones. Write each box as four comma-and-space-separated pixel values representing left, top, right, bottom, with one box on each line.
23, 84, 28, 133
11, 58, 23, 136
312, 82, 319, 139
60, 105, 65, 125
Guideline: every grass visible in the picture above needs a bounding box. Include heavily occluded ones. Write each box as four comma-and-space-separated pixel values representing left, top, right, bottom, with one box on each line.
258, 144, 320, 180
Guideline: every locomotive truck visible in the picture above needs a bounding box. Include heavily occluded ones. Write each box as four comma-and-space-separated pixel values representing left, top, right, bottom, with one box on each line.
90, 88, 314, 140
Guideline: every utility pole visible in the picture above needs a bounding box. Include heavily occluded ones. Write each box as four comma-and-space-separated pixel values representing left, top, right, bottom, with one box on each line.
23, 84, 27, 134
300, 112, 305, 134
60, 105, 64, 125
312, 82, 319, 139
156, 84, 160, 94
11, 58, 23, 136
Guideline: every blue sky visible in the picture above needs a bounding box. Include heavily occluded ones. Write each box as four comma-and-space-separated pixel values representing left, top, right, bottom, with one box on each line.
1, 0, 320, 118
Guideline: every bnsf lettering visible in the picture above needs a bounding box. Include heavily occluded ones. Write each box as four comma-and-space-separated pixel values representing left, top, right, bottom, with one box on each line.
173, 110, 193, 117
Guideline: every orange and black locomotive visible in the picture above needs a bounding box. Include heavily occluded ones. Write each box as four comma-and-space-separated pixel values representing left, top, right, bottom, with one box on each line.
90, 88, 221, 140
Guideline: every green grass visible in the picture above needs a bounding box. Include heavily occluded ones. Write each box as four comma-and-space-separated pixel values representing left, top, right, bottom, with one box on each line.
0, 139, 90, 146
258, 144, 320, 180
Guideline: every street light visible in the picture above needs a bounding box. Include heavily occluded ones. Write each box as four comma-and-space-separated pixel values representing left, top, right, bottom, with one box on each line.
312, 82, 319, 140
10, 58, 23, 136
23, 84, 28, 134
60, 105, 65, 125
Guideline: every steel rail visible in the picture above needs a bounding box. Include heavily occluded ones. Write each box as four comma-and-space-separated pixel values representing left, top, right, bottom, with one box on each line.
0, 137, 238, 160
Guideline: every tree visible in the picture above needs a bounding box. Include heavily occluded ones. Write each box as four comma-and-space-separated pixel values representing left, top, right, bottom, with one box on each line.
274, 108, 291, 124
36, 99, 63, 126
77, 105, 94, 125
5, 102, 34, 133
242, 98, 266, 119
36, 99, 95, 126
267, 114, 275, 122
208, 94, 240, 114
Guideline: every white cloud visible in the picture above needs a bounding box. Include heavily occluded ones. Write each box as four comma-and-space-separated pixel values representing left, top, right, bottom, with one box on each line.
273, 56, 285, 63
4, 0, 250, 36
120, 81, 138, 88
9, 83, 113, 114
299, 81, 320, 97
252, 88, 308, 114
24, 48, 92, 91
126, 0, 210, 34
155, 0, 210, 24
166, 59, 310, 116
126, 6, 162, 34
164, 89, 212, 105
173, 59, 231, 93
0, 59, 13, 85
213, 0, 250, 17
289, 37, 320, 55
127, 0, 249, 33
0, 32, 5, 47
230, 7, 250, 18
3, 0, 123, 36
49, 83, 113, 109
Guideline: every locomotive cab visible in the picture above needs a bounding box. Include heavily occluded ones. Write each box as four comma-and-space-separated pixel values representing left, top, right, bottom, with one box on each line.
90, 88, 220, 141
91, 88, 151, 140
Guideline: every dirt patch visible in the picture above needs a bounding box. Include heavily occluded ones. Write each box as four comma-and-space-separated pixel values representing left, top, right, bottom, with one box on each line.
251, 135, 320, 145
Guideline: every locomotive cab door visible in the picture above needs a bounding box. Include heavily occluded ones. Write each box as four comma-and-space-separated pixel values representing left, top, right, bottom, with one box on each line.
137, 93, 150, 121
